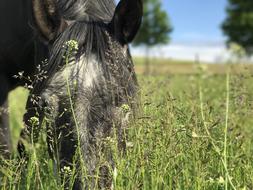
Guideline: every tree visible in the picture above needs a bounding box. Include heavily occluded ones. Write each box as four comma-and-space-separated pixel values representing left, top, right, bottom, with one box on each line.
228, 42, 247, 63
222, 0, 253, 55
133, 0, 172, 73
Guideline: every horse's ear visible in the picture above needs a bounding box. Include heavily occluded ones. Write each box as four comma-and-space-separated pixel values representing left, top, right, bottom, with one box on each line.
32, 0, 67, 42
111, 0, 143, 44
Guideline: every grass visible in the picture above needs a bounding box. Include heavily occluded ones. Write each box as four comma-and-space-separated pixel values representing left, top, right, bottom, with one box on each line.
133, 57, 195, 66
133, 56, 253, 75
1, 61, 253, 189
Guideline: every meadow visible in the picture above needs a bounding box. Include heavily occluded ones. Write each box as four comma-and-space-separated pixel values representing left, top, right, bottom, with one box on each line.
1, 58, 253, 189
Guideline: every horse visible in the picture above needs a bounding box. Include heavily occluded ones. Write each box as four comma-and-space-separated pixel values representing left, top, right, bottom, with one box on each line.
0, 0, 50, 158
17, 0, 143, 189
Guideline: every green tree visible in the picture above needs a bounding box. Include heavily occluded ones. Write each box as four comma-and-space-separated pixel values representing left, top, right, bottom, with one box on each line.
133, 0, 172, 73
222, 0, 253, 55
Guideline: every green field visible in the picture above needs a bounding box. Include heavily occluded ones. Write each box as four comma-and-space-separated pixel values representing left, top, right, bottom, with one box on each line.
1, 61, 253, 189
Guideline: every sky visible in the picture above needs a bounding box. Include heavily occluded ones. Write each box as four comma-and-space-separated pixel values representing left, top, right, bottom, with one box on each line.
132, 0, 231, 63
164, 0, 227, 45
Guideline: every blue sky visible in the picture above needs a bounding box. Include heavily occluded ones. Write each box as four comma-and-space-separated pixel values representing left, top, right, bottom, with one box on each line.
132, 0, 232, 62
163, 0, 228, 45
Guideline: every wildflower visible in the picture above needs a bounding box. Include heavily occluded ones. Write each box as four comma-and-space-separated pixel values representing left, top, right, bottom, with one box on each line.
121, 104, 130, 113
192, 131, 199, 138
64, 40, 79, 52
63, 40, 79, 61
61, 166, 72, 176
105, 137, 116, 144
217, 176, 225, 184
29, 116, 39, 126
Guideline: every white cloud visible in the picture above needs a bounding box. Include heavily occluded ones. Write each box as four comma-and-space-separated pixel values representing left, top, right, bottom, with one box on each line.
130, 42, 231, 63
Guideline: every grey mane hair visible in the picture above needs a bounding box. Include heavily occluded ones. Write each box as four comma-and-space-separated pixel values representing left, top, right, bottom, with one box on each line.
56, 0, 115, 21
47, 21, 109, 72
36, 0, 122, 91
33, 0, 138, 107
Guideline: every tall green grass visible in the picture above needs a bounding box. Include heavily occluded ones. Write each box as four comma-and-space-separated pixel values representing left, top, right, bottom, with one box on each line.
1, 65, 253, 189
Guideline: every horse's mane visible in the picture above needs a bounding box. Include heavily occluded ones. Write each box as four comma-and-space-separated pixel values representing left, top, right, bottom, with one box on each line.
57, 0, 116, 22
35, 0, 118, 92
